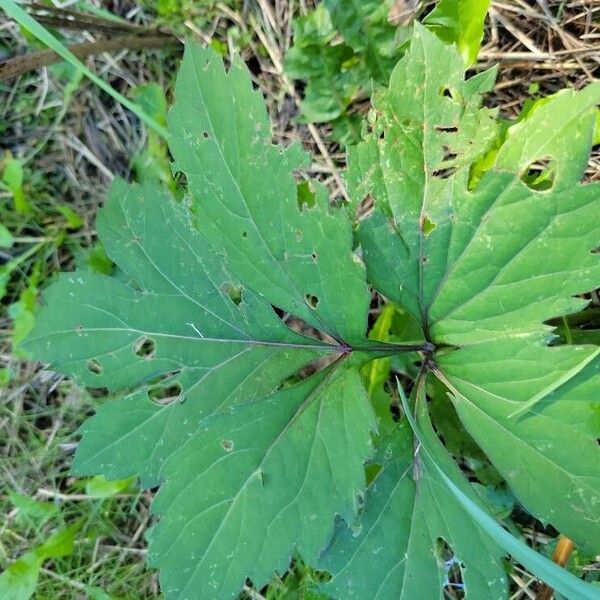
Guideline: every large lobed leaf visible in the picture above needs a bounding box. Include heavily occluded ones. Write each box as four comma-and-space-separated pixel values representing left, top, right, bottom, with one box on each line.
25, 44, 381, 598
350, 23, 600, 566
320, 413, 507, 599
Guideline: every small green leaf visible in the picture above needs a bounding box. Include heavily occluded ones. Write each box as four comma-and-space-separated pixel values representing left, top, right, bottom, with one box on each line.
9, 264, 40, 357
56, 205, 83, 229
84, 587, 115, 600
2, 154, 30, 213
8, 492, 58, 524
0, 524, 79, 600
424, 0, 491, 65
285, 5, 370, 123
0, 553, 41, 600
324, 0, 400, 80
0, 367, 12, 387
84, 475, 136, 498
0, 223, 14, 248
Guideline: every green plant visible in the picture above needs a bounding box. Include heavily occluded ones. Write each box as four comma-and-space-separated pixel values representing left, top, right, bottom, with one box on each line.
286, 0, 490, 143
23, 24, 600, 599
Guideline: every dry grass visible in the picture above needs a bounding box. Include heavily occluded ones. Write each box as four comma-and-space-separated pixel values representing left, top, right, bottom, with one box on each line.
484, 0, 600, 180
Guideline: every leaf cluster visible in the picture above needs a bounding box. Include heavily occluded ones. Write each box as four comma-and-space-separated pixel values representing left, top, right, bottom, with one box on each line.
24, 24, 600, 600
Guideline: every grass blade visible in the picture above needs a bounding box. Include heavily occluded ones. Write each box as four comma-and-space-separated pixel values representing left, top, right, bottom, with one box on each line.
0, 0, 169, 139
398, 380, 600, 600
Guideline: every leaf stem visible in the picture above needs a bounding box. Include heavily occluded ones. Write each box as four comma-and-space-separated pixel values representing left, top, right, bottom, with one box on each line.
350, 341, 435, 354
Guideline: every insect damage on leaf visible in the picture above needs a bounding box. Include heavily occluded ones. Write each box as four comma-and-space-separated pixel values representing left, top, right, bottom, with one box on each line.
341, 22, 600, 592
24, 22, 600, 600
23, 41, 390, 600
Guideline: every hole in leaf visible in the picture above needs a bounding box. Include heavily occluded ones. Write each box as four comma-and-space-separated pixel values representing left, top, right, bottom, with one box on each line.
439, 87, 462, 104
148, 382, 182, 406
86, 359, 103, 375
305, 294, 319, 309
520, 156, 556, 191
435, 125, 458, 133
270, 304, 339, 349
75, 325, 84, 335
88, 386, 109, 398
390, 396, 402, 422
297, 180, 316, 209
134, 337, 156, 359
220, 282, 243, 306
221, 439, 234, 452
202, 131, 210, 139
271, 305, 285, 319
241, 230, 248, 239
311, 252, 318, 262
378, 130, 385, 140
432, 167, 458, 179
436, 538, 465, 597
173, 170, 188, 189
356, 194, 374, 221
420, 215, 436, 237
442, 145, 458, 162
365, 462, 382, 486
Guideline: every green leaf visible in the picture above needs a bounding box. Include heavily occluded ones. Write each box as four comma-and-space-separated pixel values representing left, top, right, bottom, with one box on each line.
24, 41, 390, 598
84, 475, 136, 498
1, 154, 30, 213
0, 367, 12, 387
320, 394, 507, 599
0, 553, 41, 600
354, 23, 600, 554
423, 0, 491, 65
168, 43, 372, 345
131, 83, 175, 191
0, 524, 78, 600
56, 205, 83, 229
9, 263, 41, 357
399, 386, 600, 600
26, 179, 335, 486
324, 0, 399, 81
0, 223, 14, 248
438, 344, 600, 551
8, 492, 58, 525
285, 5, 361, 123
149, 366, 375, 598
285, 0, 491, 131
